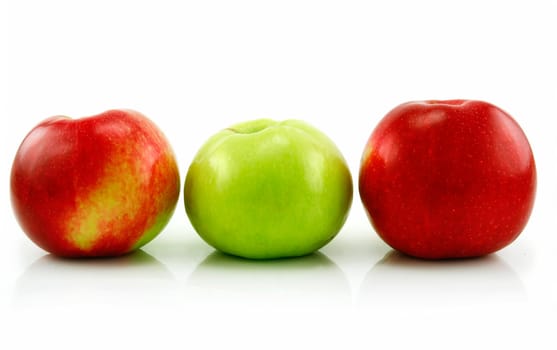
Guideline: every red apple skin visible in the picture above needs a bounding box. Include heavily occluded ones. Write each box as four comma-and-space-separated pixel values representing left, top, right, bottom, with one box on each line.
11, 109, 180, 257
359, 100, 536, 259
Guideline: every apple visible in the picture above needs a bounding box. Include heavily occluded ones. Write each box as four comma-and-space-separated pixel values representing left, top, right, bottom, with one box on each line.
184, 119, 353, 259
359, 100, 536, 259
11, 109, 180, 257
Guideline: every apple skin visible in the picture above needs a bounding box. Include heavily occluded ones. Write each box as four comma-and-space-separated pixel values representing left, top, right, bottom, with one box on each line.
184, 119, 353, 259
359, 100, 536, 259
11, 109, 180, 257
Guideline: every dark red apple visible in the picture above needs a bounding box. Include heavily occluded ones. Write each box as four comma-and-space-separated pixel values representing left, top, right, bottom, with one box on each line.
11, 109, 180, 257
359, 100, 536, 259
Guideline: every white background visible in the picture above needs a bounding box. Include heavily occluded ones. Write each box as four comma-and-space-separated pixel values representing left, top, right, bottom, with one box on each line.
1, 0, 556, 349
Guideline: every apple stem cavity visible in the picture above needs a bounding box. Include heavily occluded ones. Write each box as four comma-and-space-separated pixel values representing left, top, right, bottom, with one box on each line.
422, 100, 468, 106
226, 119, 277, 134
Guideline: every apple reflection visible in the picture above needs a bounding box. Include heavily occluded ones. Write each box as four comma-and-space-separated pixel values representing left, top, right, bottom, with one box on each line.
358, 251, 526, 308
186, 251, 350, 310
14, 249, 176, 309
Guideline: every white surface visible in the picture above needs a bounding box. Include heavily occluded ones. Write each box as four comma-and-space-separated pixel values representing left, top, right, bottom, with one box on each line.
1, 1, 556, 349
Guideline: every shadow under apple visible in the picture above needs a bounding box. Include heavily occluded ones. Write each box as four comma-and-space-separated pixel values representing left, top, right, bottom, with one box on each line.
358, 250, 527, 309
13, 249, 177, 310
185, 251, 351, 310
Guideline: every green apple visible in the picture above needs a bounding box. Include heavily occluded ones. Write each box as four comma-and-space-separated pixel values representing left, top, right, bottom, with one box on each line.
184, 119, 353, 259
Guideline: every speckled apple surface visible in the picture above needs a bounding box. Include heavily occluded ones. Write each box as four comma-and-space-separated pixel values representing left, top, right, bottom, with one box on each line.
359, 100, 537, 259
10, 110, 180, 257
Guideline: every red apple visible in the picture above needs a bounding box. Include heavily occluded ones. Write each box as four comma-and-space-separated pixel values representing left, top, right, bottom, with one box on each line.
359, 100, 536, 259
11, 109, 180, 257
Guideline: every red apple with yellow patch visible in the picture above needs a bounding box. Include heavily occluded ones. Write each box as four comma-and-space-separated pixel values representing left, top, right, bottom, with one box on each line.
11, 109, 180, 257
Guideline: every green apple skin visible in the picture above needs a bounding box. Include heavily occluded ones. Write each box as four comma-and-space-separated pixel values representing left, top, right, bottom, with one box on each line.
184, 119, 353, 259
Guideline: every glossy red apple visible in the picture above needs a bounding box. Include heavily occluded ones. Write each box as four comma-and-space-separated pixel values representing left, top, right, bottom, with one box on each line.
359, 100, 536, 259
11, 109, 180, 257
